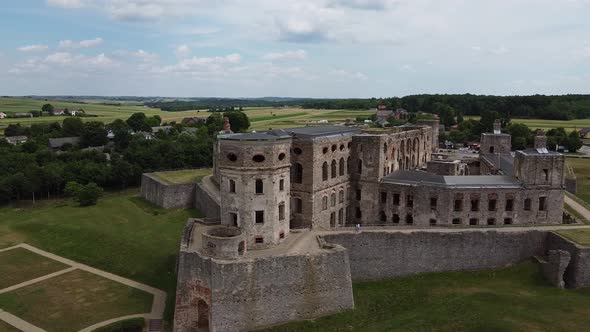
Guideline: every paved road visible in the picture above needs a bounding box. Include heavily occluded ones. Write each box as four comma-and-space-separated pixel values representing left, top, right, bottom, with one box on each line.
565, 195, 590, 221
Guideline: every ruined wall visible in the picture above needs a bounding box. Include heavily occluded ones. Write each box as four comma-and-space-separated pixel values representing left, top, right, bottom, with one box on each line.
195, 182, 220, 219
322, 230, 548, 281
140, 173, 195, 209
174, 223, 354, 332
547, 232, 590, 288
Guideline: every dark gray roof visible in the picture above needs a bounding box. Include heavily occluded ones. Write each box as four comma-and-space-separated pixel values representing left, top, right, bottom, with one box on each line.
383, 170, 521, 188
284, 125, 362, 137
48, 137, 80, 148
481, 132, 511, 137
517, 149, 562, 156
219, 129, 291, 141
499, 154, 514, 176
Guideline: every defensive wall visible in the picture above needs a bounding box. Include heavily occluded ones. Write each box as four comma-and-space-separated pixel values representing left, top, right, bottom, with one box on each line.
174, 221, 354, 332
547, 232, 590, 288
140, 173, 196, 209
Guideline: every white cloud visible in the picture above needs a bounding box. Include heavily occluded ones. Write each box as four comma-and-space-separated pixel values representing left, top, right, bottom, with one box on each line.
47, 0, 84, 8
330, 69, 368, 81
489, 46, 509, 55
18, 44, 49, 52
11, 51, 117, 75
175, 44, 191, 58
155, 53, 242, 74
59, 37, 103, 49
263, 50, 307, 61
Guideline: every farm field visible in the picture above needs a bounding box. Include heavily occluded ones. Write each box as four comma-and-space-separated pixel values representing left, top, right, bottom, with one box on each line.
266, 262, 590, 332
466, 116, 590, 132
0, 97, 373, 134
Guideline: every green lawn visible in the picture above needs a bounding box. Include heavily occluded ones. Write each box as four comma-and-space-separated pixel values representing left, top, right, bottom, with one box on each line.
0, 269, 152, 332
150, 169, 212, 185
0, 320, 21, 332
0, 247, 69, 289
556, 229, 590, 246
266, 262, 590, 332
568, 158, 590, 204
0, 189, 199, 322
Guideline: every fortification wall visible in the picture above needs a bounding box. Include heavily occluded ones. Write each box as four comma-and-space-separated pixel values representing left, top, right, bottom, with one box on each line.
547, 232, 590, 288
195, 182, 220, 219
321, 230, 548, 281
140, 173, 195, 209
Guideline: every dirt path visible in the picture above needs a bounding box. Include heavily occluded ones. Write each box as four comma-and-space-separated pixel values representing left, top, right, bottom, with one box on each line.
0, 244, 167, 332
565, 195, 590, 221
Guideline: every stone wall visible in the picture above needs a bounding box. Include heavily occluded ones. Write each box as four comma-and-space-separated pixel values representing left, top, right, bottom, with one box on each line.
175, 227, 354, 331
140, 173, 196, 209
547, 232, 590, 288
194, 182, 220, 219
565, 178, 577, 194
321, 230, 548, 281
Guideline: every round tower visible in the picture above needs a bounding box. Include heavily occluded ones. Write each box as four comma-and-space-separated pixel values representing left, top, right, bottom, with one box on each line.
217, 130, 292, 249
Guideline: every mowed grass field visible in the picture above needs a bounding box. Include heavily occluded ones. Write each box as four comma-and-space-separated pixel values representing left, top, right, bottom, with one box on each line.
0, 97, 373, 134
568, 158, 590, 204
0, 189, 199, 323
266, 262, 590, 332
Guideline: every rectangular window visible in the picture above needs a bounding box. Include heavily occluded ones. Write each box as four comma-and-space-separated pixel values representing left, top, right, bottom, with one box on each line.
393, 193, 400, 206
430, 197, 437, 210
543, 169, 549, 181
407, 195, 414, 208
524, 198, 531, 211
294, 198, 302, 214
229, 212, 238, 227
392, 214, 400, 224
279, 179, 284, 191
255, 237, 264, 244
488, 199, 497, 211
430, 219, 437, 225
229, 179, 236, 193
355, 207, 362, 219
505, 198, 514, 211
278, 204, 285, 221
255, 179, 263, 194
504, 218, 513, 225
255, 210, 264, 224
539, 197, 547, 211
380, 192, 387, 204
487, 218, 496, 225
471, 199, 479, 212
469, 218, 478, 226
356, 189, 362, 201
454, 199, 463, 212
452, 218, 461, 225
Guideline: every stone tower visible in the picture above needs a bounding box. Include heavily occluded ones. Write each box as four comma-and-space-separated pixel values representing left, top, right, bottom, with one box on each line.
416, 117, 440, 152
480, 119, 511, 154
514, 130, 565, 188
217, 130, 292, 248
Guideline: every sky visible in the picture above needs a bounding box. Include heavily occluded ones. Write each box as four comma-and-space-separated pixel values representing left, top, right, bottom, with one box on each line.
0, 0, 589, 98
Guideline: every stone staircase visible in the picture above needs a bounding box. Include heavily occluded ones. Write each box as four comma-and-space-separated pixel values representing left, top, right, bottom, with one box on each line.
148, 319, 163, 332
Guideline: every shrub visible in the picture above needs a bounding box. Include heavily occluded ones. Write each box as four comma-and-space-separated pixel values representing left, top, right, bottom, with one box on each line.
64, 181, 103, 206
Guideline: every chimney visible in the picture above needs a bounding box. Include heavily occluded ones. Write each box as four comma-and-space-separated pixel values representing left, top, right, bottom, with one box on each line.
220, 117, 233, 134
534, 129, 547, 150
493, 119, 501, 134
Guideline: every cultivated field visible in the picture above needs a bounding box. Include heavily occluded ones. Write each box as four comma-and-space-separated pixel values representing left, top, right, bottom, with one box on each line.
0, 97, 373, 134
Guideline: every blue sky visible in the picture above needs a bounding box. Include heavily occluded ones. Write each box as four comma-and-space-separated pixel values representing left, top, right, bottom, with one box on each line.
0, 0, 589, 97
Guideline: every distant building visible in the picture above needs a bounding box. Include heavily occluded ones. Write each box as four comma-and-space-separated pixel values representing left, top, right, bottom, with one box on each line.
578, 128, 590, 138
51, 109, 66, 116
0, 112, 6, 119
14, 112, 33, 118
181, 117, 205, 125
4, 136, 28, 145
151, 126, 173, 134
48, 137, 81, 149
135, 132, 154, 140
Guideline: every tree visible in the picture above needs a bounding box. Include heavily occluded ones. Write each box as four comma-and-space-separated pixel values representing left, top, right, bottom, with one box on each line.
223, 111, 250, 132
567, 130, 583, 153
62, 117, 84, 136
206, 113, 224, 134
42, 103, 54, 115
4, 124, 29, 137
64, 181, 103, 206
146, 115, 162, 127
126, 113, 151, 132
80, 121, 108, 147
433, 103, 456, 127
506, 123, 532, 150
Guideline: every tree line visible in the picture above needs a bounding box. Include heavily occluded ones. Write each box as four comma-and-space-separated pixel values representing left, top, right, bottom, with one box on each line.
0, 111, 249, 204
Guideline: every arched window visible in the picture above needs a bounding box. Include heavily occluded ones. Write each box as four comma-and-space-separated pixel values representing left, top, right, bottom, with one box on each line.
331, 193, 336, 206
357, 160, 363, 174
229, 179, 236, 193
339, 157, 345, 176
331, 160, 337, 178
339, 190, 344, 203
255, 179, 263, 194
383, 143, 388, 154
291, 163, 303, 184
322, 162, 329, 181
322, 196, 328, 210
